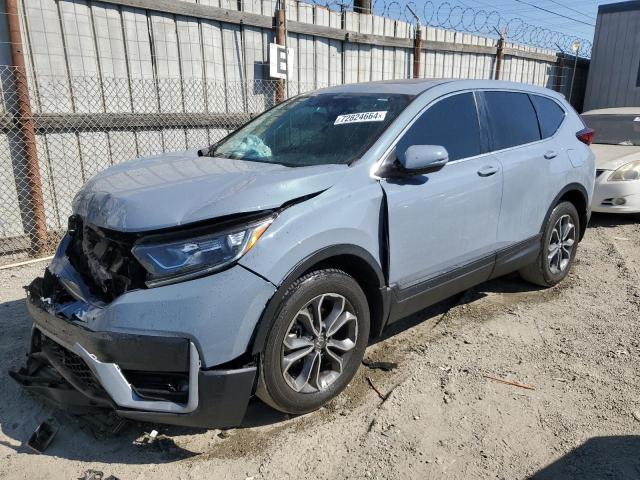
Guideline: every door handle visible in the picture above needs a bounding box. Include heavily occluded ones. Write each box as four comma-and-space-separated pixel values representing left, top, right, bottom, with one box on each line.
477, 165, 499, 177
544, 150, 558, 159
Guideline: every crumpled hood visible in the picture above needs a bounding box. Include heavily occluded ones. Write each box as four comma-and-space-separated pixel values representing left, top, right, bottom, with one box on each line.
591, 144, 640, 171
72, 150, 348, 232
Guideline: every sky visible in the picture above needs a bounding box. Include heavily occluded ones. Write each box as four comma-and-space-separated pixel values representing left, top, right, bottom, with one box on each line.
420, 0, 624, 44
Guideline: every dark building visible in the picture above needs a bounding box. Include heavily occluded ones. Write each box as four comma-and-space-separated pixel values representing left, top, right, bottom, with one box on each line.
584, 1, 640, 110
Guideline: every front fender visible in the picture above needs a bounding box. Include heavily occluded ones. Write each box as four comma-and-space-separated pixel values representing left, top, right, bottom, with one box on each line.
239, 180, 385, 287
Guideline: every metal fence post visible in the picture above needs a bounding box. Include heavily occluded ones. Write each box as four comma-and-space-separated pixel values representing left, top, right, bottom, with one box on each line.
413, 24, 422, 79
6, 0, 48, 255
275, 5, 286, 103
406, 6, 421, 79
494, 33, 505, 80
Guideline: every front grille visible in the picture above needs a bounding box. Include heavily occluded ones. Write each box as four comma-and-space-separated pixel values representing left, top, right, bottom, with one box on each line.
66, 216, 147, 301
42, 336, 105, 395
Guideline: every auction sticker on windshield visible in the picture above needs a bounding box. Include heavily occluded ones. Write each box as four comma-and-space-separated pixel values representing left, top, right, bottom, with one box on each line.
334, 111, 388, 125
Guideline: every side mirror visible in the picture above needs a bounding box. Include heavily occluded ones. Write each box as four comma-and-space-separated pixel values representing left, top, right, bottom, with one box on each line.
399, 145, 449, 175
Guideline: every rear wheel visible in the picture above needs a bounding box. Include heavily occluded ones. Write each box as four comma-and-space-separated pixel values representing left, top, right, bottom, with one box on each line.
520, 201, 580, 287
257, 269, 370, 414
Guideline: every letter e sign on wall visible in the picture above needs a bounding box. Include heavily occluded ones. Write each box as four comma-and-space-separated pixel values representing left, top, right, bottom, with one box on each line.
269, 43, 294, 80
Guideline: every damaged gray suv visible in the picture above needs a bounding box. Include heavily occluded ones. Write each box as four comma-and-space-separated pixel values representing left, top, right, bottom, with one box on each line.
11, 79, 595, 427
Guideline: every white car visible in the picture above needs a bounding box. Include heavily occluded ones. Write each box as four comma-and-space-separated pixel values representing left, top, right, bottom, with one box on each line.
582, 108, 640, 214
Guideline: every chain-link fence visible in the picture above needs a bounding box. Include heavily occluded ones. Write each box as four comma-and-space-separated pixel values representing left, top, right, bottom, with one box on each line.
1, 64, 315, 263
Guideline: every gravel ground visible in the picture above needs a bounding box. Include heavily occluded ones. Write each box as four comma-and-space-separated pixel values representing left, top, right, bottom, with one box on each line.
1, 213, 639, 480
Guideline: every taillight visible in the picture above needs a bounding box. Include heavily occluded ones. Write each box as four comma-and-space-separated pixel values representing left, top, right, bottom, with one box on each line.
576, 127, 595, 145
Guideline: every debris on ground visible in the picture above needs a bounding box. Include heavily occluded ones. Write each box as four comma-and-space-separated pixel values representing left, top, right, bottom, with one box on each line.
133, 429, 159, 446
26, 420, 58, 453
633, 411, 640, 423
366, 375, 408, 406
78, 470, 102, 480
366, 376, 387, 402
483, 375, 535, 391
77, 470, 119, 480
154, 434, 186, 456
75, 412, 128, 440
362, 358, 398, 371
133, 430, 195, 459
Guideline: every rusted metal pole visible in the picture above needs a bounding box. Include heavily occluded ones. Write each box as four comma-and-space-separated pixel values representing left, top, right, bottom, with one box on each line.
413, 25, 422, 79
494, 34, 505, 80
275, 6, 286, 104
6, 0, 48, 255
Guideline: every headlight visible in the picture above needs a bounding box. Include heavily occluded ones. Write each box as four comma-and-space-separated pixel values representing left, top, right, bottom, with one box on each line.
132, 216, 273, 287
608, 160, 640, 181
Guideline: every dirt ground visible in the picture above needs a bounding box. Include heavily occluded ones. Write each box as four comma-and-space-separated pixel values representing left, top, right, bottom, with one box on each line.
1, 213, 639, 480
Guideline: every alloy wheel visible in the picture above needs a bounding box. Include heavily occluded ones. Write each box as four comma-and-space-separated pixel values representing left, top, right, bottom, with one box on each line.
548, 214, 575, 274
281, 293, 358, 393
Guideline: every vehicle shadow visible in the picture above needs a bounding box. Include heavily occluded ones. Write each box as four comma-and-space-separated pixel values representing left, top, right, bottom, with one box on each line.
530, 436, 640, 480
373, 272, 542, 345
0, 272, 541, 464
589, 212, 639, 228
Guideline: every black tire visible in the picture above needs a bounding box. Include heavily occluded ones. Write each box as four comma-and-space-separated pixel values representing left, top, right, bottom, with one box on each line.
520, 201, 580, 287
256, 269, 370, 415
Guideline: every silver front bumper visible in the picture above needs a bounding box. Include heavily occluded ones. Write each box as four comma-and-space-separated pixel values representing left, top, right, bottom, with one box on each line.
42, 329, 201, 414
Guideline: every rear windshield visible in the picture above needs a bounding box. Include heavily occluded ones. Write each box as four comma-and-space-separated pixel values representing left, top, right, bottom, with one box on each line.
581, 114, 640, 146
208, 93, 413, 167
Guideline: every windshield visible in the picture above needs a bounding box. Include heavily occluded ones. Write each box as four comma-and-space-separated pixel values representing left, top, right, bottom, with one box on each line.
208, 93, 413, 167
581, 114, 640, 146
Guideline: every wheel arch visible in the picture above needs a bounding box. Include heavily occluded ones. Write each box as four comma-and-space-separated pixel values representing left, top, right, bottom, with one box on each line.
249, 245, 390, 356
545, 183, 589, 241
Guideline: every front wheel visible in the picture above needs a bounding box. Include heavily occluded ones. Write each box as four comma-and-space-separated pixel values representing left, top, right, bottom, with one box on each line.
520, 201, 580, 287
257, 269, 370, 414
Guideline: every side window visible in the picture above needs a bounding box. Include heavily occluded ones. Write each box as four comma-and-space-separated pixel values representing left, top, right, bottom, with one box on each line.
484, 91, 541, 150
396, 92, 481, 162
530, 95, 565, 138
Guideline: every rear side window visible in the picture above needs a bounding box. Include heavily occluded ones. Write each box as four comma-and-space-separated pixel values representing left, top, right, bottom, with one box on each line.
396, 92, 481, 161
530, 95, 565, 138
484, 91, 541, 150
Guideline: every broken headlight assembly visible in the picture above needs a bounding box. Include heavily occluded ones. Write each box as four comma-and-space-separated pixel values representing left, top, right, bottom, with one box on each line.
132, 216, 274, 287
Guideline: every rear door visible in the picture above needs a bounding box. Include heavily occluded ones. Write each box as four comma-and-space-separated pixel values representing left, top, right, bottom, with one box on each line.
382, 91, 502, 300
479, 91, 571, 250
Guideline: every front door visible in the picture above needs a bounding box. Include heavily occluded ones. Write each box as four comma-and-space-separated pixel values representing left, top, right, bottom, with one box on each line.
381, 92, 503, 316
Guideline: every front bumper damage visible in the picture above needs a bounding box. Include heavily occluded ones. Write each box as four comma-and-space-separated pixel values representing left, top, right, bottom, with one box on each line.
10, 272, 260, 429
